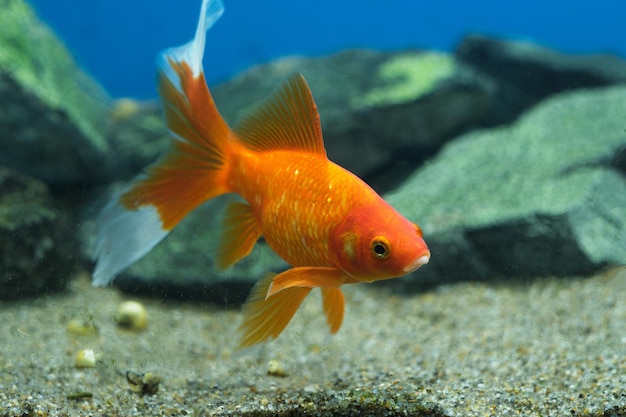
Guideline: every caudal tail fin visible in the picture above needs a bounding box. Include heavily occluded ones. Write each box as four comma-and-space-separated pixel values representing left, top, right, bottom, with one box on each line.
92, 0, 231, 286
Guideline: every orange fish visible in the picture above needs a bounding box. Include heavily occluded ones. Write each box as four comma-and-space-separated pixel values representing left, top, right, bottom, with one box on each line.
92, 0, 430, 349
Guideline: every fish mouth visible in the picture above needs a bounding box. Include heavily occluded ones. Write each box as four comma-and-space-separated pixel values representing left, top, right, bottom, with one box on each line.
403, 253, 430, 273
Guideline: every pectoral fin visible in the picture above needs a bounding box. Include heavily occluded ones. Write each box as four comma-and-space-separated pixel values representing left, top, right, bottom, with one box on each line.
266, 267, 358, 299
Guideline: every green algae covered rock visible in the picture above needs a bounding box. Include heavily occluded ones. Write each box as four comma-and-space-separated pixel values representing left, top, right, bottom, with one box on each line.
387, 86, 626, 288
353, 52, 456, 108
457, 34, 626, 126
0, 0, 110, 184
0, 165, 77, 299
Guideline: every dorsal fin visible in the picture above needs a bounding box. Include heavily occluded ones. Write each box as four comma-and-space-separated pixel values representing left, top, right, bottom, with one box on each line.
234, 73, 327, 156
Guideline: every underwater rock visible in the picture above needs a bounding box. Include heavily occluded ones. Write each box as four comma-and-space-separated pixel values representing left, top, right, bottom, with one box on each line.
103, 99, 170, 177
0, 0, 114, 185
456, 35, 626, 126
211, 49, 491, 192
0, 165, 77, 300
386, 86, 626, 290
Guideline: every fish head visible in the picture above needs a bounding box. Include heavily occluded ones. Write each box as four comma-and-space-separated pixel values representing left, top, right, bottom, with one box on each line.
330, 201, 430, 282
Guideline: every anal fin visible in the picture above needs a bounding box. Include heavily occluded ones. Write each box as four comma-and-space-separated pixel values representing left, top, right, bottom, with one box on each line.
238, 273, 311, 349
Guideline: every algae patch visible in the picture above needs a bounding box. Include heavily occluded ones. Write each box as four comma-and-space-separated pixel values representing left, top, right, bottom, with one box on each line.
0, 0, 109, 152
354, 52, 456, 108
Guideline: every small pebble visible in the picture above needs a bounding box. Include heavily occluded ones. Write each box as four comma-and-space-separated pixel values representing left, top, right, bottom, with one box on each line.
66, 318, 98, 337
114, 301, 148, 330
110, 98, 141, 122
74, 349, 96, 368
267, 359, 288, 377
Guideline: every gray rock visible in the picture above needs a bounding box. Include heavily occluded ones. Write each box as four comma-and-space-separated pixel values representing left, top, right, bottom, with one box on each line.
0, 165, 77, 300
103, 100, 170, 178
0, 0, 113, 185
456, 35, 626, 125
212, 49, 491, 191
385, 86, 626, 290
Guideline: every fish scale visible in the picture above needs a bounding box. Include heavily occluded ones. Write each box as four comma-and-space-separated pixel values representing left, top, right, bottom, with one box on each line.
230, 149, 378, 268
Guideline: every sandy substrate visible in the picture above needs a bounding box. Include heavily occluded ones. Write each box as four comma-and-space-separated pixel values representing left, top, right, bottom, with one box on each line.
0, 268, 624, 416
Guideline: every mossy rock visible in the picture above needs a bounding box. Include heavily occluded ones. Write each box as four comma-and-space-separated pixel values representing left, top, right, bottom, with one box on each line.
353, 52, 456, 108
0, 0, 111, 185
386, 86, 626, 289
0, 165, 77, 299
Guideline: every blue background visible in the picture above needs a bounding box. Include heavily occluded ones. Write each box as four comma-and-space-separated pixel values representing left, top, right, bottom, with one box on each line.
30, 0, 624, 99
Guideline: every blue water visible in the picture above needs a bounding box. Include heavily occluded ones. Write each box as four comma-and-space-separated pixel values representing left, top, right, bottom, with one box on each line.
30, 0, 625, 99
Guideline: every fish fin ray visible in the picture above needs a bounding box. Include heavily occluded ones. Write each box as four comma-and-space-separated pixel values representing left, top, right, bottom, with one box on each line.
158, 0, 224, 79
238, 273, 312, 349
322, 288, 345, 334
129, 0, 232, 231
92, 200, 168, 286
266, 267, 349, 298
216, 201, 262, 269
92, 0, 233, 286
234, 74, 326, 156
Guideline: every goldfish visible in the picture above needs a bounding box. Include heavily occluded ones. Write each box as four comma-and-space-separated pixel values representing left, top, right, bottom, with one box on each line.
92, 0, 430, 349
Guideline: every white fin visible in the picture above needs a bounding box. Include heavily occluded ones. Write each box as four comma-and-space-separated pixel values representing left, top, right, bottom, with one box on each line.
92, 0, 224, 287
157, 0, 224, 90
92, 198, 168, 286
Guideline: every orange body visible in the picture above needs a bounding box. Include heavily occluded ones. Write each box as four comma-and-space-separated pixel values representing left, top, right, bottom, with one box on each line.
92, 0, 430, 349
233, 151, 379, 267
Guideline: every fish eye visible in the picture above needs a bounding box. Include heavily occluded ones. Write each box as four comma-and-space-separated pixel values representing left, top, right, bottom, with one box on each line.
370, 237, 391, 260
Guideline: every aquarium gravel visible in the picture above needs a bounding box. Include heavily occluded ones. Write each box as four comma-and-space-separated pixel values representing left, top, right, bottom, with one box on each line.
0, 268, 624, 416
